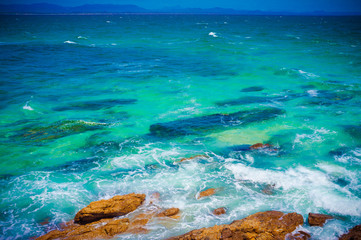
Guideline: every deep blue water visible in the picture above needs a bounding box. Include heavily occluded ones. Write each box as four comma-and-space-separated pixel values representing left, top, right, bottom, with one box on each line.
0, 15, 361, 239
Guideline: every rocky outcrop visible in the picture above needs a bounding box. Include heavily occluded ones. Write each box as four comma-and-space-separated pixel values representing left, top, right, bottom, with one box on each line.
179, 155, 209, 163
308, 213, 333, 227
36, 218, 130, 240
339, 224, 361, 240
197, 188, 216, 199
250, 143, 272, 150
157, 208, 180, 218
168, 211, 303, 240
287, 230, 311, 240
74, 193, 145, 224
213, 208, 226, 216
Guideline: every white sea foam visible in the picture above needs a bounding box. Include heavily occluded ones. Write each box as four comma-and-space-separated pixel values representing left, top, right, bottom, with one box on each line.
333, 148, 361, 165
293, 128, 335, 148
208, 32, 218, 37
307, 89, 318, 97
64, 40, 77, 44
77, 36, 87, 39
23, 101, 34, 111
226, 163, 361, 216
298, 69, 319, 79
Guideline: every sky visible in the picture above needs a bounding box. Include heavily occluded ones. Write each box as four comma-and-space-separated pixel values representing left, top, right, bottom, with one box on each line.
1, 0, 361, 13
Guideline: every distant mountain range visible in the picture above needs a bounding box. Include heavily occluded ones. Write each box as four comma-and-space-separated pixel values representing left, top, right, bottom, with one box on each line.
0, 3, 360, 15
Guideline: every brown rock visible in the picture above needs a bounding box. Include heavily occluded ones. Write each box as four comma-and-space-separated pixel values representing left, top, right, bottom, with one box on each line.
39, 217, 51, 226
126, 227, 149, 234
287, 230, 311, 240
262, 184, 276, 195
179, 155, 209, 163
250, 143, 272, 150
197, 188, 216, 199
339, 224, 361, 240
157, 208, 180, 217
213, 208, 226, 216
308, 213, 333, 227
36, 218, 130, 240
168, 210, 304, 240
74, 193, 145, 224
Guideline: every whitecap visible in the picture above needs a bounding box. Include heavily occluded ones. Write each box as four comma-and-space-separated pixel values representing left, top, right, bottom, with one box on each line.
23, 101, 34, 111
293, 128, 335, 148
64, 40, 77, 44
226, 163, 361, 216
297, 69, 319, 79
208, 32, 218, 37
307, 89, 318, 97
77, 36, 87, 39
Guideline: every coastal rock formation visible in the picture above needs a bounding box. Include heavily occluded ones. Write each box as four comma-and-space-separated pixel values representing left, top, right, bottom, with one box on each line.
74, 193, 146, 224
339, 224, 361, 240
36, 218, 130, 240
197, 188, 216, 199
179, 155, 209, 163
287, 230, 311, 240
308, 213, 333, 227
168, 211, 303, 240
250, 143, 272, 150
213, 208, 226, 216
157, 208, 180, 217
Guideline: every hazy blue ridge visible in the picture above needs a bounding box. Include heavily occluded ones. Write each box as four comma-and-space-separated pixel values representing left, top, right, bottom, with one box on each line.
0, 3, 360, 15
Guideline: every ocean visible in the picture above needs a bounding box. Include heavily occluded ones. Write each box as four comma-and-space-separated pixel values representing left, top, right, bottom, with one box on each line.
0, 14, 361, 239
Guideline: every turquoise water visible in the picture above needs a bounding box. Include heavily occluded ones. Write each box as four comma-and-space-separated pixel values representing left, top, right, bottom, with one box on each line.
0, 15, 361, 239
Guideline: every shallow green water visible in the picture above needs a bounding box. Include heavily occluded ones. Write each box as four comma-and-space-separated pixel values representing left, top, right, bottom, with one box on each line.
0, 15, 361, 239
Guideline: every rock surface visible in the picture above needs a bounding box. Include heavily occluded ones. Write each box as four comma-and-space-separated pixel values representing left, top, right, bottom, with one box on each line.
308, 213, 333, 227
250, 143, 272, 150
213, 208, 226, 216
157, 208, 180, 217
168, 211, 303, 240
197, 188, 216, 199
339, 224, 361, 240
74, 193, 146, 224
287, 230, 311, 240
36, 218, 130, 240
179, 155, 208, 163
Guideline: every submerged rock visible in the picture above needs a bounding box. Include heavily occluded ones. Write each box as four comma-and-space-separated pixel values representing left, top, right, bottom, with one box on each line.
74, 193, 145, 224
53, 98, 137, 111
241, 86, 264, 92
150, 108, 284, 138
197, 188, 216, 199
20, 120, 107, 142
36, 218, 130, 240
339, 224, 361, 240
168, 211, 303, 240
308, 213, 333, 227
213, 207, 226, 216
215, 96, 287, 107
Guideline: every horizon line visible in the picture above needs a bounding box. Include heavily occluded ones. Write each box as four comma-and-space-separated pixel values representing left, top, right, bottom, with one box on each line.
0, 3, 360, 16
